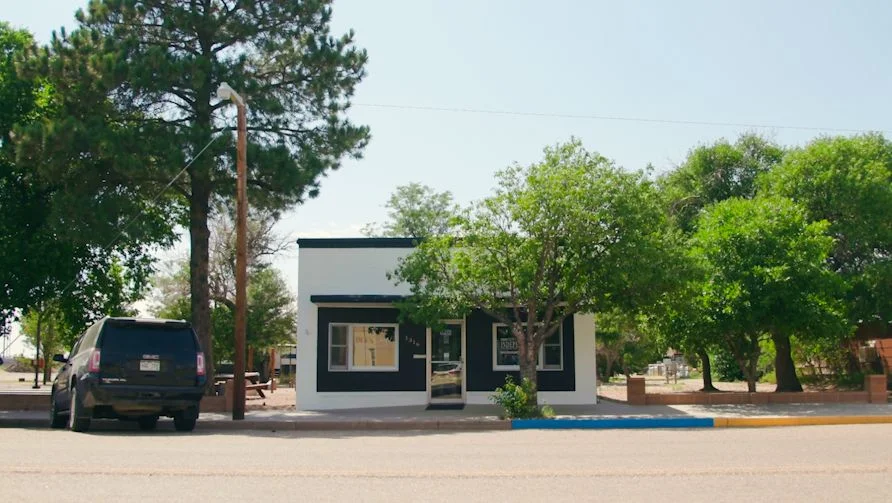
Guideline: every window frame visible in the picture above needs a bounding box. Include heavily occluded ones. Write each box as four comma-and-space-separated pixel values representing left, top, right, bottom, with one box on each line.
492, 323, 563, 372
328, 323, 400, 372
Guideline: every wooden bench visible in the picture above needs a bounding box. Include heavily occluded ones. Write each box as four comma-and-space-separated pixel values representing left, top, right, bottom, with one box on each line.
221, 377, 274, 410
244, 379, 273, 398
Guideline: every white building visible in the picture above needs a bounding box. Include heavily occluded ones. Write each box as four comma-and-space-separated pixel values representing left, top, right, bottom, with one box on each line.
296, 238, 597, 410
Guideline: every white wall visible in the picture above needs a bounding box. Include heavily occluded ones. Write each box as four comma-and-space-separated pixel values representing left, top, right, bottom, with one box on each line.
296, 246, 414, 410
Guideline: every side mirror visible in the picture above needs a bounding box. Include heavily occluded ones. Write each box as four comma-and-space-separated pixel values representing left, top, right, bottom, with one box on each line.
52, 354, 68, 364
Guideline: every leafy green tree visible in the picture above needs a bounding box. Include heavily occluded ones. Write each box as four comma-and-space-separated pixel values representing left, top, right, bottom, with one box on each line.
391, 139, 680, 407
21, 0, 369, 380
0, 23, 45, 323
362, 183, 458, 238
20, 306, 65, 384
761, 134, 892, 373
656, 134, 784, 390
243, 268, 297, 357
651, 274, 721, 389
1, 23, 157, 334
596, 309, 662, 381
661, 133, 784, 233
155, 264, 296, 368
690, 197, 846, 392
153, 211, 296, 367
208, 207, 291, 309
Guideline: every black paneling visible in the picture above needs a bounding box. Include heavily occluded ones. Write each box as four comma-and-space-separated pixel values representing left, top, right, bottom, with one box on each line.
316, 308, 426, 392
298, 237, 419, 248
311, 295, 406, 304
465, 311, 576, 392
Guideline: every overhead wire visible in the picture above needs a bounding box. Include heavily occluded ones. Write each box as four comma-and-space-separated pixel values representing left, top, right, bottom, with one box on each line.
353, 103, 890, 135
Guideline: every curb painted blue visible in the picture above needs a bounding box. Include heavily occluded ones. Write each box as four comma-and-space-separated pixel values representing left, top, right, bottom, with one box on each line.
511, 417, 716, 429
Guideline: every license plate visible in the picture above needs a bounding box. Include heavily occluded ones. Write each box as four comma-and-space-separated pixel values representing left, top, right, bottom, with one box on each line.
140, 360, 161, 372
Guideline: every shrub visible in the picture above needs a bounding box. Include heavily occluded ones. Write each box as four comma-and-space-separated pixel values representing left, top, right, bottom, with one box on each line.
5, 356, 36, 373
540, 404, 556, 418
489, 376, 542, 419
713, 349, 745, 382
835, 371, 865, 390
759, 370, 777, 384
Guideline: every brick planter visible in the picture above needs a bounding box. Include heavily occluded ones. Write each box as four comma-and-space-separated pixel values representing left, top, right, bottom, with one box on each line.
627, 375, 888, 405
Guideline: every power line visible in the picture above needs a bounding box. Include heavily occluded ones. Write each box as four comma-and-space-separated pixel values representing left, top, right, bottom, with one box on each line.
353, 103, 890, 135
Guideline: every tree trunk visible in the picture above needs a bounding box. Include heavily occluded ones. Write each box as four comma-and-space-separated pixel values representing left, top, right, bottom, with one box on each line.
746, 357, 759, 392
517, 336, 538, 408
33, 313, 40, 388
698, 349, 718, 392
188, 49, 217, 391
42, 345, 51, 384
772, 333, 803, 392
734, 354, 758, 393
843, 341, 862, 376
42, 322, 54, 384
190, 175, 214, 391
603, 355, 616, 381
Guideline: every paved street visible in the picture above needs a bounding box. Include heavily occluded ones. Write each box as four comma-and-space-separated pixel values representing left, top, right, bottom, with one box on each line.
2, 424, 891, 502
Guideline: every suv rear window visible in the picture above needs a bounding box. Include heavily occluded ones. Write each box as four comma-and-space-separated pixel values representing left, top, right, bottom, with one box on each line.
100, 325, 197, 354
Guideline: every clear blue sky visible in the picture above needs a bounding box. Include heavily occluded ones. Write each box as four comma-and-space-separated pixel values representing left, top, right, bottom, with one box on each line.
3, 0, 892, 323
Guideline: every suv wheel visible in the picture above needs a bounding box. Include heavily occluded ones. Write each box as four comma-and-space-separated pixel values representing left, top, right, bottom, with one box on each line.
49, 390, 67, 429
173, 406, 198, 432
137, 415, 159, 431
68, 386, 92, 433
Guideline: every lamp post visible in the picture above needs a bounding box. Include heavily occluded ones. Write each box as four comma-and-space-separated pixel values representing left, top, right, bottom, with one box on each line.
216, 82, 248, 421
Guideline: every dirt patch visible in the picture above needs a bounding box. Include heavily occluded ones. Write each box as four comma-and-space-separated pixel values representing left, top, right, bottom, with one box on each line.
245, 383, 296, 410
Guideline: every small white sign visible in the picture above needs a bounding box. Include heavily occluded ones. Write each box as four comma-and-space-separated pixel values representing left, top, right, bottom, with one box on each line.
139, 360, 160, 372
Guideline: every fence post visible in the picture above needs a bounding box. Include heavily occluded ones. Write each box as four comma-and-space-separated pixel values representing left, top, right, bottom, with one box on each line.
224, 379, 235, 412
628, 377, 647, 405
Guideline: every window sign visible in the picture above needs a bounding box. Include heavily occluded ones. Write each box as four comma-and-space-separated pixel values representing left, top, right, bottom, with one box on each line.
493, 324, 562, 371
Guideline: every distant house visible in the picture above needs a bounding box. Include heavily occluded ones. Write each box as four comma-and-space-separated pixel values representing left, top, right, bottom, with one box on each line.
295, 237, 597, 410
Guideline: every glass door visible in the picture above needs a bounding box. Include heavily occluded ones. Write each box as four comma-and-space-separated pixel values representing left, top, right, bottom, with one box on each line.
429, 323, 464, 403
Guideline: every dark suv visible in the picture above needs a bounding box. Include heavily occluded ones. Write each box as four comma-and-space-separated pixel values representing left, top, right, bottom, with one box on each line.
50, 317, 207, 432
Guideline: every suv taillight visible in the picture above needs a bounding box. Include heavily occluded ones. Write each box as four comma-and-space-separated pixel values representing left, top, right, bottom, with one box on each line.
196, 353, 206, 376
87, 349, 101, 373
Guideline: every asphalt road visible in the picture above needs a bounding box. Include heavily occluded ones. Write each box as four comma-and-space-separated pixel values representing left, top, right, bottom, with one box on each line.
3, 424, 891, 502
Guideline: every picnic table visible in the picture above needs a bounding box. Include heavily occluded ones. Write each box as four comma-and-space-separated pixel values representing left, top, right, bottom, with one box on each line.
215, 371, 261, 384
214, 372, 272, 398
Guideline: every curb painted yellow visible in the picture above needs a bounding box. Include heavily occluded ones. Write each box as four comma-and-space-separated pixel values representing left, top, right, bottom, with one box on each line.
715, 416, 892, 428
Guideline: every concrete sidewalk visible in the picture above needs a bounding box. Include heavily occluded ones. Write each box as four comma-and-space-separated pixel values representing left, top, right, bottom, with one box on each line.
0, 405, 509, 431
2, 401, 892, 431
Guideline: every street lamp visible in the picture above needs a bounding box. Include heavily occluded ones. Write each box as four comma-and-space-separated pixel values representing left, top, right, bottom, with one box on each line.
217, 82, 248, 421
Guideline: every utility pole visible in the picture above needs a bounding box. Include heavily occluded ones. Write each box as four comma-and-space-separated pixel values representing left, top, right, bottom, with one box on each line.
217, 83, 248, 420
